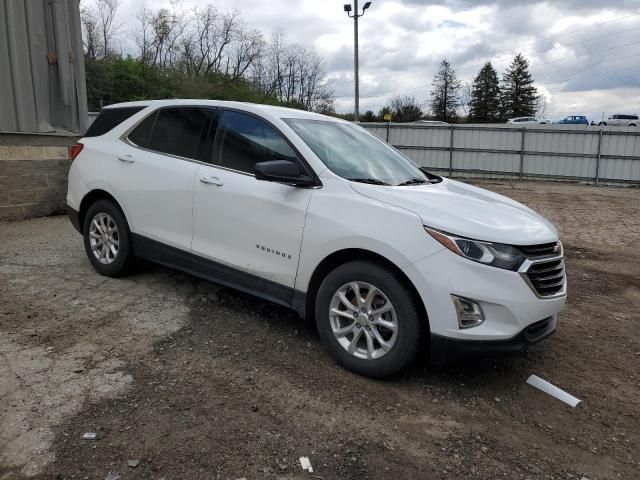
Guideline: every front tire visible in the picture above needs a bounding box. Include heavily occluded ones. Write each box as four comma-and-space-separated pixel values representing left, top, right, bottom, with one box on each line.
83, 199, 135, 277
315, 261, 423, 378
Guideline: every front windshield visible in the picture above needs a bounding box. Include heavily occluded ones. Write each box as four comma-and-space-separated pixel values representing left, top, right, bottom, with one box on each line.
284, 118, 428, 186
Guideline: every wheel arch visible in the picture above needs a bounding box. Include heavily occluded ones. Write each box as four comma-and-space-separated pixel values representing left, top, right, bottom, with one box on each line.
78, 189, 129, 233
303, 248, 429, 333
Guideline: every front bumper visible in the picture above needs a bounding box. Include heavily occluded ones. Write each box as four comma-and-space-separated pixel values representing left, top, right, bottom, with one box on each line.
403, 249, 566, 342
430, 314, 557, 363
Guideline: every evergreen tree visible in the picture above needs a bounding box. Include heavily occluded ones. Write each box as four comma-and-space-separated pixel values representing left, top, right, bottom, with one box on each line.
430, 59, 460, 122
360, 110, 377, 122
469, 62, 501, 123
500, 54, 538, 119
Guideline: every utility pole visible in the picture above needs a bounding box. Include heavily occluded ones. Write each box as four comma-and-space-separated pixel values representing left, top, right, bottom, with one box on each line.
344, 1, 372, 122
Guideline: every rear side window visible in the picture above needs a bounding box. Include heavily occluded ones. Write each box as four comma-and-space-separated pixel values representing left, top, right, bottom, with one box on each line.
85, 106, 145, 137
128, 112, 157, 147
147, 108, 212, 160
214, 111, 297, 174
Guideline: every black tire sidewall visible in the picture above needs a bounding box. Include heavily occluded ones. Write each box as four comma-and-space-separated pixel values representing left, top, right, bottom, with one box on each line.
315, 260, 422, 378
83, 199, 133, 277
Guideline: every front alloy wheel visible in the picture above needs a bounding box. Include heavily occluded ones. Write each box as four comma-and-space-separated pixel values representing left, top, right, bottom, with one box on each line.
315, 260, 423, 378
330, 281, 398, 360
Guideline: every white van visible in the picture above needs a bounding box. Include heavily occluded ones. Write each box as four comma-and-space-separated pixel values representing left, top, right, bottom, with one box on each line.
599, 114, 639, 127
67, 100, 566, 377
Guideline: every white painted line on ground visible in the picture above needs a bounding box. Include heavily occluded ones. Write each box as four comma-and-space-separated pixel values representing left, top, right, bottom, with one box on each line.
526, 375, 581, 407
299, 456, 314, 473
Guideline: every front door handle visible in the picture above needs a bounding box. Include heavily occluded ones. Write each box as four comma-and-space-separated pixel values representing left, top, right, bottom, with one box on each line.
200, 176, 223, 186
118, 155, 135, 164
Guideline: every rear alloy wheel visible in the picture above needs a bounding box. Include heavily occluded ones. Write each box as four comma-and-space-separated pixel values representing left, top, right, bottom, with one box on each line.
83, 199, 135, 277
315, 261, 422, 378
89, 212, 120, 265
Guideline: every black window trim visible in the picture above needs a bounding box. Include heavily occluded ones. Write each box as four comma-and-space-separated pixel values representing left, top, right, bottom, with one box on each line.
120, 105, 322, 188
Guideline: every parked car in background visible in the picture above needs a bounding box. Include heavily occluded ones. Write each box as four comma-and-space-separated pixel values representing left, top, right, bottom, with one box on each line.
598, 114, 639, 127
413, 120, 449, 125
557, 115, 589, 125
506, 117, 552, 125
67, 100, 566, 378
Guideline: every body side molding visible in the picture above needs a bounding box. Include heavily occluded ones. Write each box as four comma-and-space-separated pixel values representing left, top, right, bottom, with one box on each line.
132, 234, 307, 317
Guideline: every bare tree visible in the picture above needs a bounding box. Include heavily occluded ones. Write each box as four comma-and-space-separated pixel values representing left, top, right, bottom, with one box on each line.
95, 0, 121, 58
535, 95, 547, 118
247, 31, 332, 111
227, 26, 264, 81
459, 80, 473, 118
125, 3, 334, 111
385, 95, 424, 122
136, 2, 188, 71
80, 1, 102, 60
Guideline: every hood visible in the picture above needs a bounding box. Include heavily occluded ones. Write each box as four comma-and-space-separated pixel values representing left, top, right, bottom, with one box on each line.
350, 178, 558, 245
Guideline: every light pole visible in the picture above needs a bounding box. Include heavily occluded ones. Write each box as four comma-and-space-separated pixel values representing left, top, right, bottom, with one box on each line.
344, 1, 371, 122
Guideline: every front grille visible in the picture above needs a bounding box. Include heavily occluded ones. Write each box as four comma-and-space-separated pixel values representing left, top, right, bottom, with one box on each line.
526, 258, 565, 296
519, 242, 560, 258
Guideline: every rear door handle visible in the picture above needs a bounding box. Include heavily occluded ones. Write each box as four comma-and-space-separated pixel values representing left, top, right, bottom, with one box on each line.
118, 155, 135, 164
200, 176, 223, 186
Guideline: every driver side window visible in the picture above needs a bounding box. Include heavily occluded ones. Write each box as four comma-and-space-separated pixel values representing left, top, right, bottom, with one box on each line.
214, 111, 297, 174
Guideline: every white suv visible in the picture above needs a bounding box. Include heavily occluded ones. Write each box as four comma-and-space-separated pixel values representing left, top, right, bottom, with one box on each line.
67, 100, 566, 378
599, 114, 639, 127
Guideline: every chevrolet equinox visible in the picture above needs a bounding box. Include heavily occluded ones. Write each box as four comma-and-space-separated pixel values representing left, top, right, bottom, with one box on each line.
67, 100, 566, 378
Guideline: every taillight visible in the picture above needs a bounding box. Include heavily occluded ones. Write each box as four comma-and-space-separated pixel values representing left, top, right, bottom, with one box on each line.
70, 143, 84, 160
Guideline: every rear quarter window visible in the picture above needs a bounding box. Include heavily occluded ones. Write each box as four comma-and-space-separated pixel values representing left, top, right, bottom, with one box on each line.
84, 107, 145, 137
128, 112, 157, 148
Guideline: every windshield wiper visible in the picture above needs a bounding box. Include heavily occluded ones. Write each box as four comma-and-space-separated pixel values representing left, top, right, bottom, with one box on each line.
347, 178, 390, 186
397, 178, 428, 186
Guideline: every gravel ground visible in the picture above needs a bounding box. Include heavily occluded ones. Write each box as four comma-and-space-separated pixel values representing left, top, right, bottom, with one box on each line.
0, 180, 639, 480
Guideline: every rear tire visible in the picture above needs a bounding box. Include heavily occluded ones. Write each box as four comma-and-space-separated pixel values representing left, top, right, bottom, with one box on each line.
83, 199, 135, 277
315, 260, 422, 378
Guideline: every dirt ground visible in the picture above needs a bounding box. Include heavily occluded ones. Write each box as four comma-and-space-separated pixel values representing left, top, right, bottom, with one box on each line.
0, 180, 639, 480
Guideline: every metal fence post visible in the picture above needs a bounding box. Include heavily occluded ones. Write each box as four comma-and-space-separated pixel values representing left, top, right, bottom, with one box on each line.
386, 121, 390, 143
519, 127, 526, 180
595, 128, 603, 185
449, 124, 454, 176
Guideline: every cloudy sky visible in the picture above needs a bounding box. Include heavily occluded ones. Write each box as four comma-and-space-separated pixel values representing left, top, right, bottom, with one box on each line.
115, 0, 640, 120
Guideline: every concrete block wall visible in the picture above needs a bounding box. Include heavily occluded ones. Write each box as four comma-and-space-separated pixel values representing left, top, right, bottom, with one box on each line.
0, 135, 77, 221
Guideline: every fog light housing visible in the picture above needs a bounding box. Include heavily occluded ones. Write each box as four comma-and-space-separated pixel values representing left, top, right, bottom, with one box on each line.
451, 295, 484, 329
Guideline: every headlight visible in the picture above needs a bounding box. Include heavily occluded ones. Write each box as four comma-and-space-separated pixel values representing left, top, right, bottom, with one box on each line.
425, 227, 525, 271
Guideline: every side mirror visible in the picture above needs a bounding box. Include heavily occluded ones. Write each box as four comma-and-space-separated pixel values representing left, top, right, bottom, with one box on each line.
255, 160, 315, 187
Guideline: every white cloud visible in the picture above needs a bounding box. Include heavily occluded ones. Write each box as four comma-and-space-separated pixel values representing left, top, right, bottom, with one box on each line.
107, 0, 640, 117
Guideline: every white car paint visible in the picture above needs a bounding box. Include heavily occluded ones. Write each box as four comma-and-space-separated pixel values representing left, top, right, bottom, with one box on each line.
192, 163, 312, 287
349, 179, 557, 245
507, 117, 553, 125
68, 99, 566, 355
